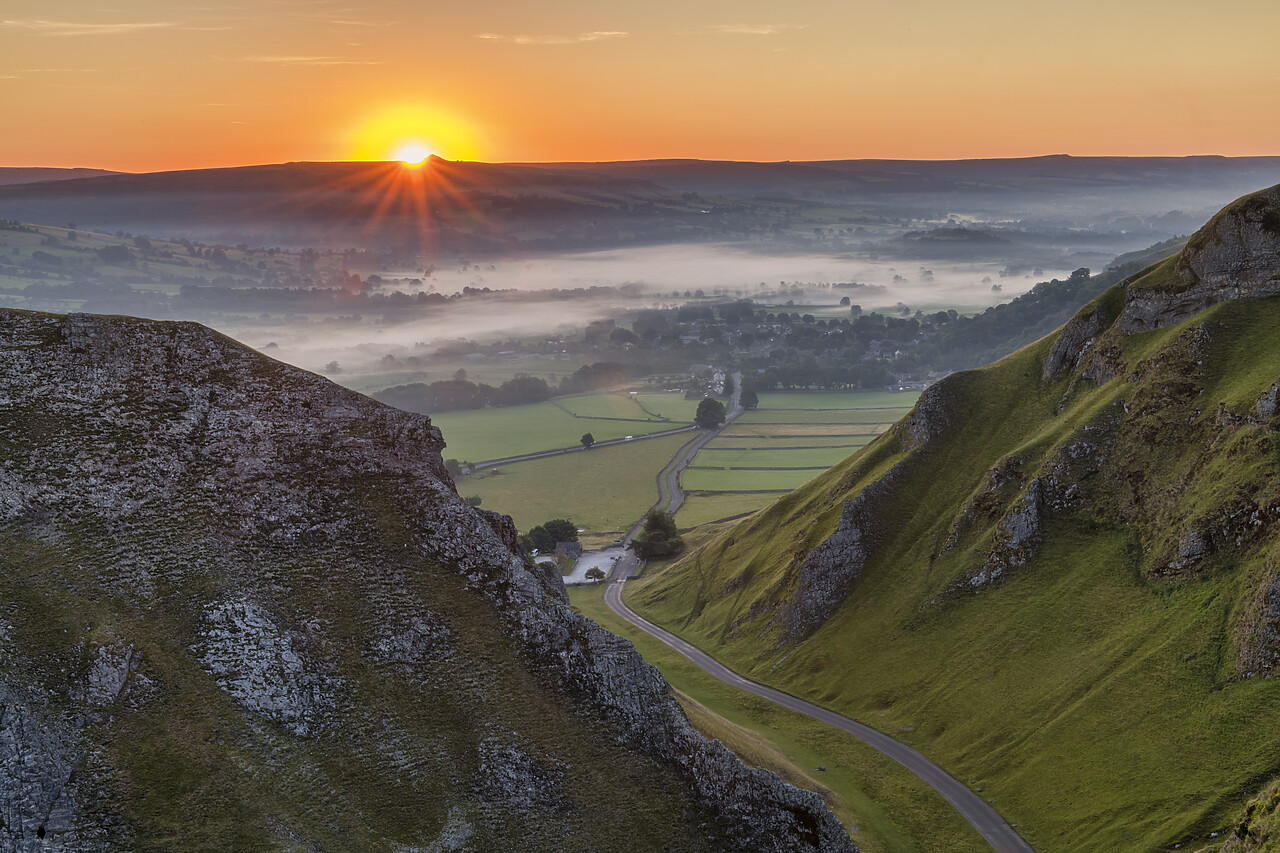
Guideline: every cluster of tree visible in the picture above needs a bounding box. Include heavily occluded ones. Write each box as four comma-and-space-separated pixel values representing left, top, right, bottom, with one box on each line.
695, 398, 726, 429
557, 361, 631, 394
631, 510, 683, 560
722, 263, 1174, 387
750, 361, 898, 391
519, 518, 579, 554
374, 374, 553, 414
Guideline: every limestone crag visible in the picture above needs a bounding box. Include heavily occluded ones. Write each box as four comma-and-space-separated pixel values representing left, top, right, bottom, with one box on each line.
0, 309, 854, 852
1256, 378, 1280, 422
1119, 185, 1280, 333
897, 376, 957, 451
786, 461, 911, 641
1042, 303, 1111, 380
197, 598, 344, 737
0, 682, 94, 853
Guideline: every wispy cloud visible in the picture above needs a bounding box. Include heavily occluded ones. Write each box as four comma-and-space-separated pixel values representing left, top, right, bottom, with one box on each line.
0, 66, 101, 80
477, 31, 627, 45
231, 55, 384, 66
1, 19, 178, 36
703, 23, 808, 36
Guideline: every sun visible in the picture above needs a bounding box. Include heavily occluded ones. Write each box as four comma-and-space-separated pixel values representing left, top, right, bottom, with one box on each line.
349, 105, 482, 163
392, 141, 433, 166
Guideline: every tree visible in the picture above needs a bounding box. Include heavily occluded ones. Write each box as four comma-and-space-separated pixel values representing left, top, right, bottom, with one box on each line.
525, 525, 555, 553
632, 510, 683, 560
580, 432, 595, 450
543, 518, 578, 543
722, 374, 735, 398
695, 398, 726, 430
585, 567, 606, 583
463, 495, 482, 507
740, 388, 759, 409
444, 458, 462, 477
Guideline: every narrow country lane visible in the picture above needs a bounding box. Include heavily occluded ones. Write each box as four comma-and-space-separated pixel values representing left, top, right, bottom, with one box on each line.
602, 580, 1036, 853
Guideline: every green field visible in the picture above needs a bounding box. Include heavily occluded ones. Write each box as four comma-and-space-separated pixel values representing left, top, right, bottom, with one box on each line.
556, 393, 675, 421
675, 390, 912, 526
567, 578, 988, 853
682, 468, 823, 491
757, 391, 922, 410
707, 435, 873, 449
693, 446, 863, 469
720, 423, 889, 438
735, 408, 914, 424
432, 398, 690, 462
631, 392, 703, 422
676, 492, 780, 527
459, 432, 692, 534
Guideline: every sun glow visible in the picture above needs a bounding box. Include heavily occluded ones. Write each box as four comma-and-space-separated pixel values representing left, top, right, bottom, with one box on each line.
349, 105, 482, 163
393, 141, 433, 165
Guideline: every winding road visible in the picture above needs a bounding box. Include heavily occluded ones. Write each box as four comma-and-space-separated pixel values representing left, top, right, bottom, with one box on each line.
603, 580, 1035, 853
601, 370, 1035, 852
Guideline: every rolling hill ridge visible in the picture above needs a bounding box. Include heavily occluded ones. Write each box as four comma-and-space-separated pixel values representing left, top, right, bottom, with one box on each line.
628, 184, 1280, 851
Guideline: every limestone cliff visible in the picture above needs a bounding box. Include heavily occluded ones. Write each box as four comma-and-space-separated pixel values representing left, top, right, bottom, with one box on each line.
1119, 184, 1280, 333
0, 310, 854, 852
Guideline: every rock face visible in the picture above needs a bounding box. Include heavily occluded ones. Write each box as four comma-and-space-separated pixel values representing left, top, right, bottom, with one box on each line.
787, 463, 909, 641
1042, 304, 1110, 380
1119, 185, 1280, 333
0, 309, 855, 852
197, 598, 344, 737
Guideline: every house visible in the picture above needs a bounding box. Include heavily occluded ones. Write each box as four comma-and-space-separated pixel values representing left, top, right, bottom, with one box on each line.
555, 542, 584, 560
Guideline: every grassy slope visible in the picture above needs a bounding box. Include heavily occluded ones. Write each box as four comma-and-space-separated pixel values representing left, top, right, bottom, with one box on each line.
568, 579, 988, 853
627, 271, 1280, 851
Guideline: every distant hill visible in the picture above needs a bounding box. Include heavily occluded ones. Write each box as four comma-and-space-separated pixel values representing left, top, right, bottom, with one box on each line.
0, 158, 671, 250
0, 167, 121, 186
1, 155, 1277, 253
526, 154, 1280, 198
627, 183, 1280, 851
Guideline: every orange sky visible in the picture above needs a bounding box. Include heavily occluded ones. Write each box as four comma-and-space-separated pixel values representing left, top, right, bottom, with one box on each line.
2, 0, 1279, 171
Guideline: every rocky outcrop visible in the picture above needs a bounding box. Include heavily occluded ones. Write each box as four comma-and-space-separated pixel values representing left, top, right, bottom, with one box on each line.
1043, 304, 1110, 380
0, 682, 97, 853
897, 377, 958, 451
786, 462, 911, 641
197, 598, 344, 737
1119, 184, 1280, 333
1256, 379, 1280, 422
0, 309, 855, 852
